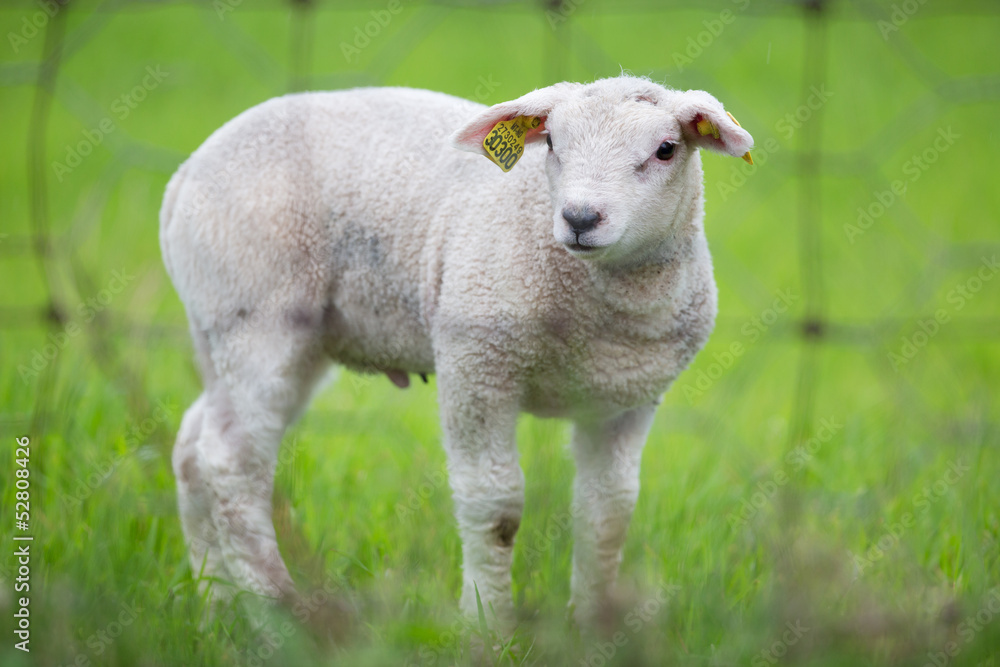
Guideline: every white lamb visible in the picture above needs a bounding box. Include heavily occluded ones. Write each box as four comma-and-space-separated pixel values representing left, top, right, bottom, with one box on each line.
159, 74, 753, 628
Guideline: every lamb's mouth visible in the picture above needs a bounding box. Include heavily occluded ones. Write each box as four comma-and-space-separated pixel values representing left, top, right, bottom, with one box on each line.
565, 241, 603, 254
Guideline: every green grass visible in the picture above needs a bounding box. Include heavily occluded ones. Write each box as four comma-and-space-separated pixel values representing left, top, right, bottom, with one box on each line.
1, 1, 999, 665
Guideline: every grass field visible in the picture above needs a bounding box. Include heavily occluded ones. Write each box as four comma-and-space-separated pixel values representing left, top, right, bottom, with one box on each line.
1, 1, 999, 665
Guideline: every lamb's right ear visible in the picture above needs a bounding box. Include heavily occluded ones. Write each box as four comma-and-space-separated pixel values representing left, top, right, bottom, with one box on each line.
450, 82, 581, 157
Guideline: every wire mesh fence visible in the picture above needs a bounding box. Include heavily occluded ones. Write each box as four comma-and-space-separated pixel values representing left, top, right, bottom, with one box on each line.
1, 1, 999, 664
3, 0, 997, 449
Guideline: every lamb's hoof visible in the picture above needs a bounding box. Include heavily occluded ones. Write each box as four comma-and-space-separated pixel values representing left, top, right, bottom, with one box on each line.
569, 593, 627, 637
284, 586, 356, 645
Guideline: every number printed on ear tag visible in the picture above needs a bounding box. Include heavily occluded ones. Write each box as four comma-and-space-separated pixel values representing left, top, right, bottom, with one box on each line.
482, 116, 540, 172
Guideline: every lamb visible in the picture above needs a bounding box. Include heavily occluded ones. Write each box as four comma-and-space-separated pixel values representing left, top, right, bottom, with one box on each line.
159, 74, 753, 629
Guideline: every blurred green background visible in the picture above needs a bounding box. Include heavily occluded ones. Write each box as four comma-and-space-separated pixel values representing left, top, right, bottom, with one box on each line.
1, 0, 998, 665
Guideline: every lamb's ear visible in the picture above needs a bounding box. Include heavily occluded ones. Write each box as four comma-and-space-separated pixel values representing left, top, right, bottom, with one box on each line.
450, 82, 581, 156
677, 90, 754, 164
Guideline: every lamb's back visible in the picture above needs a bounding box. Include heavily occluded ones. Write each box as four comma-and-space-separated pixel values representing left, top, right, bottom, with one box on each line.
160, 87, 527, 372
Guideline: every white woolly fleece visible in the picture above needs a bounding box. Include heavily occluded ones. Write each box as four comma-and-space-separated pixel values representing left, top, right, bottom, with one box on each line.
160, 75, 753, 628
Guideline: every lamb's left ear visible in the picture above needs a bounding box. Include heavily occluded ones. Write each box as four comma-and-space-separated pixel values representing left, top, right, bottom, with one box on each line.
451, 82, 581, 156
677, 90, 754, 164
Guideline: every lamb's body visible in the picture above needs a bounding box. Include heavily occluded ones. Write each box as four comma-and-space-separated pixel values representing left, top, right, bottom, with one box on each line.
163, 88, 713, 418
161, 78, 750, 627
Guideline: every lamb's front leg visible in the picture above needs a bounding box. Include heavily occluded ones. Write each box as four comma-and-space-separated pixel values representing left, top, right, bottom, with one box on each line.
569, 404, 657, 626
438, 377, 523, 628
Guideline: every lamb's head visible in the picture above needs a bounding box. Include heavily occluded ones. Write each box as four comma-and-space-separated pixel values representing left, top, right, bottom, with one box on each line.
452, 76, 753, 265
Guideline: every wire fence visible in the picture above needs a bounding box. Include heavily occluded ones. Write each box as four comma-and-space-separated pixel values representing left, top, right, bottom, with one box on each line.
2, 0, 999, 456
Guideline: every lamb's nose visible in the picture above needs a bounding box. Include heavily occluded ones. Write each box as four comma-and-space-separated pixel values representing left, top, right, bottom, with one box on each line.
562, 205, 602, 233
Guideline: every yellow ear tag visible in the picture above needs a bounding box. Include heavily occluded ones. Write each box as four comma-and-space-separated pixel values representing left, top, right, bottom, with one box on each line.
696, 117, 721, 140
482, 115, 540, 172
725, 111, 754, 165
697, 114, 753, 165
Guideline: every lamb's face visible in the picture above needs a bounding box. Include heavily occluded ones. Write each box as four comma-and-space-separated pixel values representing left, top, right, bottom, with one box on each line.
451, 76, 753, 267
543, 87, 696, 264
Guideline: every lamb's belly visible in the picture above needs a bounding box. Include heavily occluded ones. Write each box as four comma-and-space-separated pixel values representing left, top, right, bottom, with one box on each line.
322, 266, 435, 375
521, 338, 684, 420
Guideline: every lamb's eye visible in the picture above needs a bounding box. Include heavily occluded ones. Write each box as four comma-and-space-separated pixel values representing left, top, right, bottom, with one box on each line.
656, 142, 675, 160
546, 134, 553, 150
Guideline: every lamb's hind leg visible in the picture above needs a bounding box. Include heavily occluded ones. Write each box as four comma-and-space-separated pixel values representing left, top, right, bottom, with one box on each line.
174, 325, 234, 598
174, 392, 233, 597
181, 323, 329, 604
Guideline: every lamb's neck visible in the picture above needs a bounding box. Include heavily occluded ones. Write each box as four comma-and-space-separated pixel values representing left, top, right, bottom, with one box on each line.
587, 202, 707, 318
